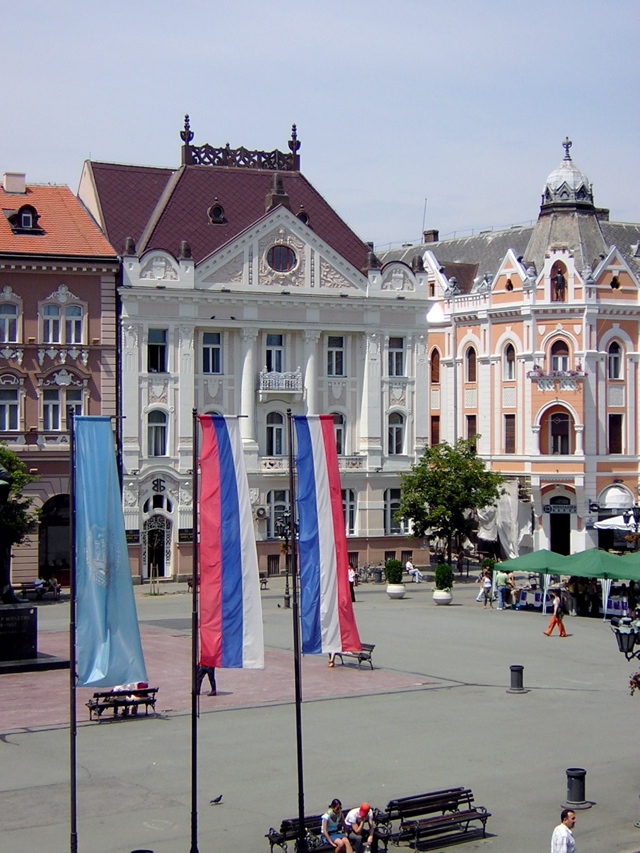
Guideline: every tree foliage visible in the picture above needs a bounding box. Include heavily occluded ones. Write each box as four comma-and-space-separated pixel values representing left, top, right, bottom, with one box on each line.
0, 445, 39, 547
397, 437, 505, 562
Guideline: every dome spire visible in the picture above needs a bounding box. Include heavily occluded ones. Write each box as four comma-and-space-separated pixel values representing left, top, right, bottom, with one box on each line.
562, 136, 573, 160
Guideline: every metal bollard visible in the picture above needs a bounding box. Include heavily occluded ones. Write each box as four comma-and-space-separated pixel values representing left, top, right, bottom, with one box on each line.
563, 767, 593, 809
506, 664, 529, 694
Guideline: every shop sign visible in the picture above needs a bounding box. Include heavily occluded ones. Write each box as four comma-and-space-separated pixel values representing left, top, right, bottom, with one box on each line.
543, 505, 576, 514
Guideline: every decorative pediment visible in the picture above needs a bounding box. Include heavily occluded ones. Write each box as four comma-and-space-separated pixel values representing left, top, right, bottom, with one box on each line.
380, 264, 416, 293
197, 206, 366, 293
45, 284, 80, 304
140, 254, 180, 281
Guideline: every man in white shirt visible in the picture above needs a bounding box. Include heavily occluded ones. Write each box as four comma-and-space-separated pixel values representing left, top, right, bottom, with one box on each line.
405, 559, 424, 583
344, 802, 375, 852
551, 808, 576, 853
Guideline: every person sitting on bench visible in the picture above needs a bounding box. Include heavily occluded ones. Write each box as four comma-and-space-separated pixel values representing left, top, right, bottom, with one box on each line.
345, 802, 375, 852
322, 799, 353, 852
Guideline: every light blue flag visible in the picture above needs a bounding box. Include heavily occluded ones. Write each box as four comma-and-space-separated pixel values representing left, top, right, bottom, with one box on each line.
75, 416, 147, 687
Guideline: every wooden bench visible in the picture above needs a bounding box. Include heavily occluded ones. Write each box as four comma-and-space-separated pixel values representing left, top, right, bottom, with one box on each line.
267, 809, 385, 853
19, 580, 61, 600
335, 642, 375, 670
86, 687, 159, 721
379, 787, 490, 850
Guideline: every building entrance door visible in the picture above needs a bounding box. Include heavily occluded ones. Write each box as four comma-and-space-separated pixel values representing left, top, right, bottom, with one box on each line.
549, 497, 572, 555
143, 515, 171, 580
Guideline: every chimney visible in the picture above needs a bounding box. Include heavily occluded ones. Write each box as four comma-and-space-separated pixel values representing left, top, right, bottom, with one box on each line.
3, 172, 26, 194
264, 173, 291, 212
423, 229, 439, 243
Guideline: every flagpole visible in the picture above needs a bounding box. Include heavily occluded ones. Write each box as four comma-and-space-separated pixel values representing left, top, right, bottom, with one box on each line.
287, 409, 308, 853
191, 409, 200, 853
69, 413, 78, 853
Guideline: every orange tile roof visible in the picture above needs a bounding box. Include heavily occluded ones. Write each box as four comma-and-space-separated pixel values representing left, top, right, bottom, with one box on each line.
0, 184, 116, 258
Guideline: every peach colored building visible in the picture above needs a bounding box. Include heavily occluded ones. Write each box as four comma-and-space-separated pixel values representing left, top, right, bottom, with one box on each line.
0, 172, 118, 585
380, 141, 640, 556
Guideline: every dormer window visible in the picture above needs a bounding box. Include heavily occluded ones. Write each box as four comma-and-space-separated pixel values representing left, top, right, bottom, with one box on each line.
207, 199, 226, 224
6, 204, 44, 234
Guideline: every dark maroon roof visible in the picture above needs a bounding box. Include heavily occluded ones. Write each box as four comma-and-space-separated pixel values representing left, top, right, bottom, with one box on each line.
87, 162, 369, 272
88, 162, 174, 255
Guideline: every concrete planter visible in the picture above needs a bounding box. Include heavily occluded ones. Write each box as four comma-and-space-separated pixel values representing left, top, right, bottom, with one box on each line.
433, 589, 453, 605
386, 583, 406, 599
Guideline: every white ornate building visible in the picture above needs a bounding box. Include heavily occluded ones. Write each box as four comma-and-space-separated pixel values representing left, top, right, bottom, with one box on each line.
78, 121, 431, 578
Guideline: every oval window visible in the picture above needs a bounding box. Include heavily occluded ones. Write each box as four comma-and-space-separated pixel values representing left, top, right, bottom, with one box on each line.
267, 245, 296, 272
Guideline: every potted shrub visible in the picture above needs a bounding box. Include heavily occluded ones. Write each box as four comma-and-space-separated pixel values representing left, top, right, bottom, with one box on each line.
433, 563, 454, 605
385, 558, 406, 599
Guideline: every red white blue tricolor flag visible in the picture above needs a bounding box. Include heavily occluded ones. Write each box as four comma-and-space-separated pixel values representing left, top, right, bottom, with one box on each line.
294, 414, 361, 655
75, 416, 148, 687
198, 415, 264, 669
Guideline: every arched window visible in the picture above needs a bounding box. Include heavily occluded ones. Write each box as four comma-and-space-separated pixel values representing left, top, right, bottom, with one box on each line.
143, 494, 173, 513
148, 410, 168, 456
504, 344, 516, 380
332, 413, 345, 455
0, 304, 18, 343
388, 412, 405, 455
550, 340, 569, 372
550, 412, 571, 455
608, 342, 622, 379
466, 346, 477, 382
266, 412, 284, 456
430, 348, 440, 384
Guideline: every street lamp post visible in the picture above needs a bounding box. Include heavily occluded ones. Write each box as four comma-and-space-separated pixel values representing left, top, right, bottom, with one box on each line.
0, 466, 18, 604
275, 511, 292, 609
623, 504, 640, 550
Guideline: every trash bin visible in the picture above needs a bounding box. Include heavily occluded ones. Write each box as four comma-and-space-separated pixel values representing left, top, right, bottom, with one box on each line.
372, 568, 383, 584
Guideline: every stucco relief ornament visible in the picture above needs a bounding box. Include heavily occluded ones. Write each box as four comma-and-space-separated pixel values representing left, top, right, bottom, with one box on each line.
180, 483, 193, 507
149, 381, 168, 403
140, 256, 179, 281
123, 325, 138, 349
390, 384, 406, 405
124, 485, 137, 507
48, 284, 79, 303
367, 333, 379, 355
523, 266, 536, 291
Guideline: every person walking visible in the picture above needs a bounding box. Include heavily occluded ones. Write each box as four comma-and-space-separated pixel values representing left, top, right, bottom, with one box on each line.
481, 570, 493, 609
544, 590, 567, 637
196, 663, 217, 695
495, 567, 509, 610
551, 808, 576, 852
348, 564, 357, 602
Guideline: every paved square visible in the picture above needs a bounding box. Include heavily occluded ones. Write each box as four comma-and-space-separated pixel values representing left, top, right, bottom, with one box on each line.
1, 577, 639, 852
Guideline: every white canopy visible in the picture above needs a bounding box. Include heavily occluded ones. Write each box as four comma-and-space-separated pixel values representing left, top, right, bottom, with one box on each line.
594, 515, 635, 531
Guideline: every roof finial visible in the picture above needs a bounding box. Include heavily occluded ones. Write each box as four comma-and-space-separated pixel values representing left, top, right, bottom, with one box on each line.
288, 124, 300, 170
562, 136, 573, 160
181, 114, 194, 144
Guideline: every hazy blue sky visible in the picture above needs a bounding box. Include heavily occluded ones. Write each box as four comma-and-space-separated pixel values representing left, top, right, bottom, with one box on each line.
3, 0, 638, 250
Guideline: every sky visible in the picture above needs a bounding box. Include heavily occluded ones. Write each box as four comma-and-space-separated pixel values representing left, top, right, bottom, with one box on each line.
3, 0, 638, 251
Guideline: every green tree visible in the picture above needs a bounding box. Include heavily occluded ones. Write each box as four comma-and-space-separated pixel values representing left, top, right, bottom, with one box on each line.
397, 437, 505, 565
0, 445, 39, 596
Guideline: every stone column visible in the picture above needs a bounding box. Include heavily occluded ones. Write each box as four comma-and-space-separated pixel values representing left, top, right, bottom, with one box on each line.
240, 329, 258, 442
303, 330, 320, 414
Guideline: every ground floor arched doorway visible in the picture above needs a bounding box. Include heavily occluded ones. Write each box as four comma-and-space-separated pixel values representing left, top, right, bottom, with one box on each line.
549, 496, 572, 555
38, 494, 71, 585
142, 514, 172, 580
